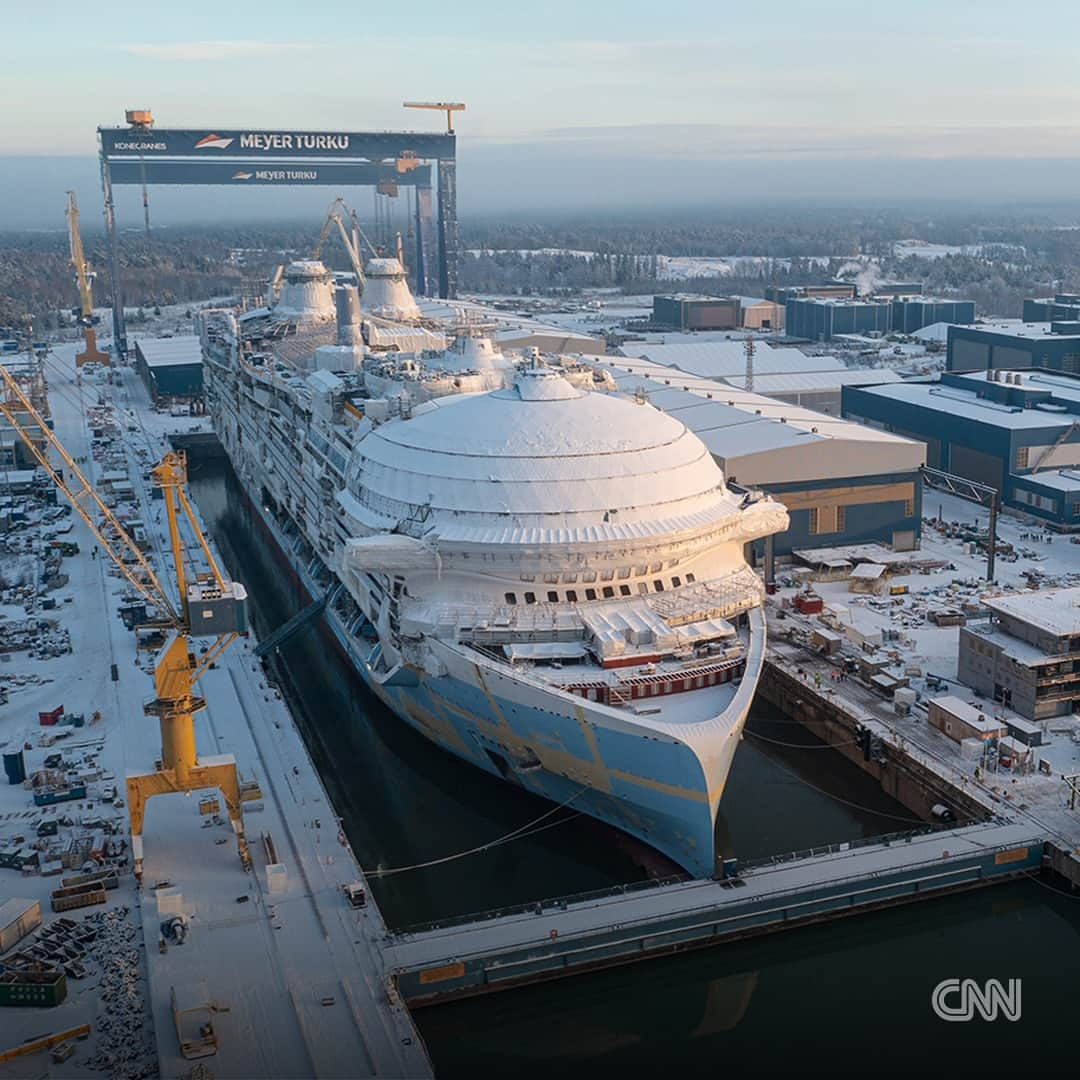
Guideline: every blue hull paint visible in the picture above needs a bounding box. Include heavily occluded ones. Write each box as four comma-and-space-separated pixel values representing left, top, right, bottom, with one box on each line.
373, 671, 718, 879
249, 489, 721, 879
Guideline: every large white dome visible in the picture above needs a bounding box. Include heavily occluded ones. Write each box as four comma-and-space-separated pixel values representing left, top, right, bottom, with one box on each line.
349, 371, 728, 535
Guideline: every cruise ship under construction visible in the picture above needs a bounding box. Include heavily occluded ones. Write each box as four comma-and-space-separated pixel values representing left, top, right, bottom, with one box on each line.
198, 246, 788, 878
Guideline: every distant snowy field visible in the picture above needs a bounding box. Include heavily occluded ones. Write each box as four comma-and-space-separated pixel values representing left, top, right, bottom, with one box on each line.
465, 250, 835, 279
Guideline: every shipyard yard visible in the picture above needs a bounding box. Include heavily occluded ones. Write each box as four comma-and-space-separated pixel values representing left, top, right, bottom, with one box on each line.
2, 313, 1080, 1075
0, 345, 429, 1078
5, 12, 1080, 1071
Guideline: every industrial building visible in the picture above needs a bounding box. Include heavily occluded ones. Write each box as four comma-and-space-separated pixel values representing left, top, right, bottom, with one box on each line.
785, 297, 892, 341
947, 321, 1080, 375
786, 293, 974, 342
652, 295, 741, 331
1022, 293, 1080, 323
132, 337, 204, 403
872, 283, 925, 299
766, 283, 856, 304
890, 297, 976, 334
594, 355, 925, 554
843, 368, 1080, 529
958, 588, 1080, 720
736, 296, 785, 331
616, 341, 904, 415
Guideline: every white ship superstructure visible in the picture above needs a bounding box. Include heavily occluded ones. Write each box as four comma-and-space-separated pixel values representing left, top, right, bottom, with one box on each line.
199, 267, 787, 877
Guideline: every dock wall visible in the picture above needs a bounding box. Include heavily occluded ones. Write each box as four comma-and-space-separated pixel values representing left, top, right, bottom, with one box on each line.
758, 659, 991, 824
387, 824, 1044, 1006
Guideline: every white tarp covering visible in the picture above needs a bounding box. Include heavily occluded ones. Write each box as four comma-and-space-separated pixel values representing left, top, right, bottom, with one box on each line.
850, 563, 887, 580
363, 322, 449, 353
343, 533, 439, 572
503, 642, 588, 662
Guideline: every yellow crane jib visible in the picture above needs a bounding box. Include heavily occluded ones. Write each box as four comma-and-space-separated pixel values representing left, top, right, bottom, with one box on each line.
402, 100, 466, 133
0, 373, 251, 882
66, 191, 110, 368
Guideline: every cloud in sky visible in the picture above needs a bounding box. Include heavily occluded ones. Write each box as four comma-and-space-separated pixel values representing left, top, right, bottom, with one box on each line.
120, 39, 324, 61
482, 123, 1080, 161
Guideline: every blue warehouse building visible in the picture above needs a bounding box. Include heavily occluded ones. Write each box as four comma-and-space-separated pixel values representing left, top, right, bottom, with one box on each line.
890, 297, 976, 334
844, 368, 1080, 530
787, 295, 976, 342
1022, 294, 1080, 323
133, 336, 204, 403
785, 297, 892, 341
947, 321, 1080, 375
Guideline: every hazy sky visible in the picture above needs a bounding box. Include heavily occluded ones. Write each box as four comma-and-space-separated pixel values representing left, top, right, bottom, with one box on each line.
3, 0, 1080, 223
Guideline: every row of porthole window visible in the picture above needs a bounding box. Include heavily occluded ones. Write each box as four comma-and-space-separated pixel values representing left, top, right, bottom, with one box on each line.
504, 573, 695, 606
522, 564, 674, 584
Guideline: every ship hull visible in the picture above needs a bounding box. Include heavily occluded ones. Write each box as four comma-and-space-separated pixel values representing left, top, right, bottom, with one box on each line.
236, 476, 753, 879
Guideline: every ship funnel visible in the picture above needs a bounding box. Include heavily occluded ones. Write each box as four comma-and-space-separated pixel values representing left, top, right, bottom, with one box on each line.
335, 285, 363, 347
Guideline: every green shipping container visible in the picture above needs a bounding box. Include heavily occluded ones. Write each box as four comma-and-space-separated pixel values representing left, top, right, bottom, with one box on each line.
0, 969, 68, 1008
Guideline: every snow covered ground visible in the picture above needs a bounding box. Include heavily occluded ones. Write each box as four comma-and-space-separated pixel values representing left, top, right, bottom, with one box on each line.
0, 345, 430, 1079
767, 491, 1080, 849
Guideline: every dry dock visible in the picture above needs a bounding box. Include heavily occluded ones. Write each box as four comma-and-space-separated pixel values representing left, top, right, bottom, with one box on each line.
384, 821, 1043, 1005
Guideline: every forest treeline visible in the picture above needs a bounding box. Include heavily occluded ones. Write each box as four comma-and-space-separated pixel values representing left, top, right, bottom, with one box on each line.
3, 210, 1080, 328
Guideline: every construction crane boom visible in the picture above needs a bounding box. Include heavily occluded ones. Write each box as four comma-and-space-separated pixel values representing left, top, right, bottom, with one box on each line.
65, 192, 109, 367
0, 358, 251, 880
0, 363, 173, 618
1030, 420, 1080, 472
403, 100, 465, 133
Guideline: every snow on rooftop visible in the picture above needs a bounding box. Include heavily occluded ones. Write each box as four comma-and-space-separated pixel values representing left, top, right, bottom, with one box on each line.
912, 322, 953, 342
850, 379, 1080, 430
600, 358, 917, 451
963, 319, 1080, 341
133, 336, 203, 368
984, 586, 1080, 638
620, 339, 846, 379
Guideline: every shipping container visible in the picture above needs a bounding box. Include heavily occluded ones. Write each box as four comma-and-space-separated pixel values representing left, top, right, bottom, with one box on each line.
33, 784, 87, 807
0, 898, 42, 953
50, 882, 106, 913
2, 750, 25, 785
0, 967, 67, 1007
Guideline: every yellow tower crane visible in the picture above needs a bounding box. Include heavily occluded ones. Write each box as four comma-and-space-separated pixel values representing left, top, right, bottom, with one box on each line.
403, 100, 465, 133
0, 363, 251, 882
65, 192, 110, 368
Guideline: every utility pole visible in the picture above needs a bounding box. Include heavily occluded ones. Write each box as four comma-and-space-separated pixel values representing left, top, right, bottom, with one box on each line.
744, 334, 755, 393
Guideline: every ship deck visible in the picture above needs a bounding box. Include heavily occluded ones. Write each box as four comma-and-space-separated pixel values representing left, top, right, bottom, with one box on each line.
467, 640, 748, 725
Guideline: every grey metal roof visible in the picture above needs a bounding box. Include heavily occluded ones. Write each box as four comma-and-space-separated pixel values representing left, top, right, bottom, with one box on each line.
134, 336, 203, 368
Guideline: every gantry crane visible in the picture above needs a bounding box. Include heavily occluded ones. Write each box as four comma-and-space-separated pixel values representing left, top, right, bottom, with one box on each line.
0, 363, 251, 882
65, 192, 110, 368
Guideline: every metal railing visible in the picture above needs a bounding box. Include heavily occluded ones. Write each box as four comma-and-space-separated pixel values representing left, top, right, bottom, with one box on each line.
390, 873, 689, 938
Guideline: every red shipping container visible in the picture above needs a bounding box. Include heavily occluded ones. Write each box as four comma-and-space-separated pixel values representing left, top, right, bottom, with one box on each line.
794, 594, 824, 615
38, 705, 64, 726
